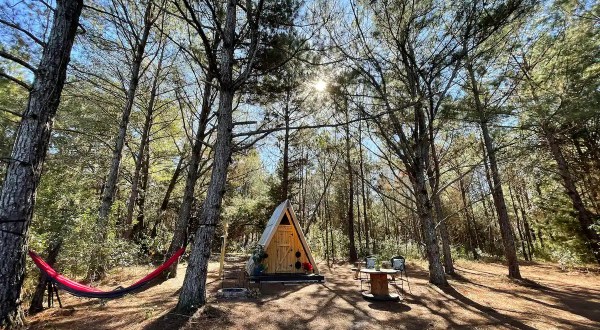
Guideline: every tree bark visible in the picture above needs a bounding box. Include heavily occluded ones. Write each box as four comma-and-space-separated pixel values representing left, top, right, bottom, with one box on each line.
358, 116, 371, 253
176, 85, 233, 311
480, 121, 521, 278
98, 2, 154, 227
326, 194, 335, 263
459, 176, 479, 260
467, 61, 521, 278
480, 144, 500, 255
176, 0, 239, 312
323, 172, 330, 266
29, 239, 62, 314
428, 134, 454, 274
436, 196, 454, 272
356, 177, 363, 253
124, 109, 152, 238
92, 2, 155, 280
516, 189, 534, 258
162, 75, 213, 280
281, 90, 291, 200
130, 142, 150, 244
544, 128, 600, 263
406, 103, 447, 285
151, 154, 186, 239
124, 44, 165, 238
343, 104, 358, 262
159, 156, 185, 212
509, 183, 528, 261
413, 155, 447, 285
0, 0, 82, 326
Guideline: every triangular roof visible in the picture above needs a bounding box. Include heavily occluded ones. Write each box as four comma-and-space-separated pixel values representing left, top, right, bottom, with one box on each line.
246, 200, 319, 274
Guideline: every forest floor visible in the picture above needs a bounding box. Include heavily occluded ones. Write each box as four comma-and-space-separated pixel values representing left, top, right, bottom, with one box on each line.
26, 256, 600, 329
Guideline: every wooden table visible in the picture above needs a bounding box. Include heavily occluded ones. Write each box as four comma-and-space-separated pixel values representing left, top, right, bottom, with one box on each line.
359, 268, 400, 301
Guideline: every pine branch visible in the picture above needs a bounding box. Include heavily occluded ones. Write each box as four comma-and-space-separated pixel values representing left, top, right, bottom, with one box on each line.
0, 50, 36, 72
0, 18, 46, 47
0, 107, 23, 117
0, 72, 32, 90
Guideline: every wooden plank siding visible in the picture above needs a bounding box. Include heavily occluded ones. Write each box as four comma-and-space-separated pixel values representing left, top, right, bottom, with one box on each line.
263, 212, 309, 273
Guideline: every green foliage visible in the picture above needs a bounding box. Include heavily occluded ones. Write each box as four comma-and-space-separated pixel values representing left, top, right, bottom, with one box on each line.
3, 1, 600, 308
221, 149, 273, 248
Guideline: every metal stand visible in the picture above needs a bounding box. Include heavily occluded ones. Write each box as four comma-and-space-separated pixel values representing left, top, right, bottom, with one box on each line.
46, 281, 62, 308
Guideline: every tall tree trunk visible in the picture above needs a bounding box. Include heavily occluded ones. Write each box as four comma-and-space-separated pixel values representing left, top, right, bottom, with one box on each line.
467, 192, 482, 254
176, 0, 238, 312
459, 176, 479, 260
509, 184, 529, 261
467, 61, 522, 279
162, 76, 213, 279
130, 142, 150, 244
480, 121, 521, 278
538, 228, 545, 249
413, 158, 447, 285
408, 103, 447, 285
91, 3, 154, 280
356, 178, 363, 254
327, 195, 335, 263
435, 196, 454, 272
98, 2, 153, 227
343, 105, 357, 262
429, 135, 454, 274
151, 155, 186, 239
324, 185, 330, 266
176, 85, 233, 312
544, 128, 600, 264
516, 189, 534, 258
29, 239, 62, 314
301, 147, 307, 220
481, 147, 501, 255
479, 177, 496, 254
358, 116, 371, 253
281, 90, 291, 200
0, 0, 82, 325
124, 44, 165, 238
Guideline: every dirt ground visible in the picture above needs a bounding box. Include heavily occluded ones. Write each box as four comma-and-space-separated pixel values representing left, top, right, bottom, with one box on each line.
26, 257, 600, 330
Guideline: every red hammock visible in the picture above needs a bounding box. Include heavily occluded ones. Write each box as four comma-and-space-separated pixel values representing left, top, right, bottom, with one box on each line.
29, 247, 185, 299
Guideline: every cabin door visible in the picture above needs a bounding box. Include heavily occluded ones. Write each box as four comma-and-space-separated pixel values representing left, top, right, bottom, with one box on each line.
275, 225, 294, 273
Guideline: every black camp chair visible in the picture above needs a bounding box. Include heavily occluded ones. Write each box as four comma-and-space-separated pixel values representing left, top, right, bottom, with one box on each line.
389, 255, 411, 294
360, 256, 377, 291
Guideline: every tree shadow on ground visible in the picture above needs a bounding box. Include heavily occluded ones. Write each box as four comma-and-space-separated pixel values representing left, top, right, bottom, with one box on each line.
367, 302, 411, 312
450, 266, 600, 324
143, 304, 233, 330
437, 284, 537, 330
28, 256, 600, 329
397, 264, 545, 329
142, 308, 192, 330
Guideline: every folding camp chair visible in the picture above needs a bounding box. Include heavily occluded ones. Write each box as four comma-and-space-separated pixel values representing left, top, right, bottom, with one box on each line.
389, 256, 411, 295
360, 256, 376, 291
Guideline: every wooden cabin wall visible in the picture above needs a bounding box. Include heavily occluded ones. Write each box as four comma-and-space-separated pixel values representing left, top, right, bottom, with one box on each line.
264, 213, 310, 273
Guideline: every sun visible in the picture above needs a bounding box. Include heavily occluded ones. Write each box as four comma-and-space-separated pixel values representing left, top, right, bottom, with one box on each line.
313, 80, 327, 92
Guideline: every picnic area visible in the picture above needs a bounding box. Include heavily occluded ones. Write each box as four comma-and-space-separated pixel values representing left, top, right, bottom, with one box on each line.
26, 256, 600, 329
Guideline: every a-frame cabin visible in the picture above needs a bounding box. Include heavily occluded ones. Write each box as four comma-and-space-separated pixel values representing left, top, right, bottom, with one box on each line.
246, 200, 324, 283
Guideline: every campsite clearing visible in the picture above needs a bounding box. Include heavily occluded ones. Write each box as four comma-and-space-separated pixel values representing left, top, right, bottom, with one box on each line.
27, 257, 600, 329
